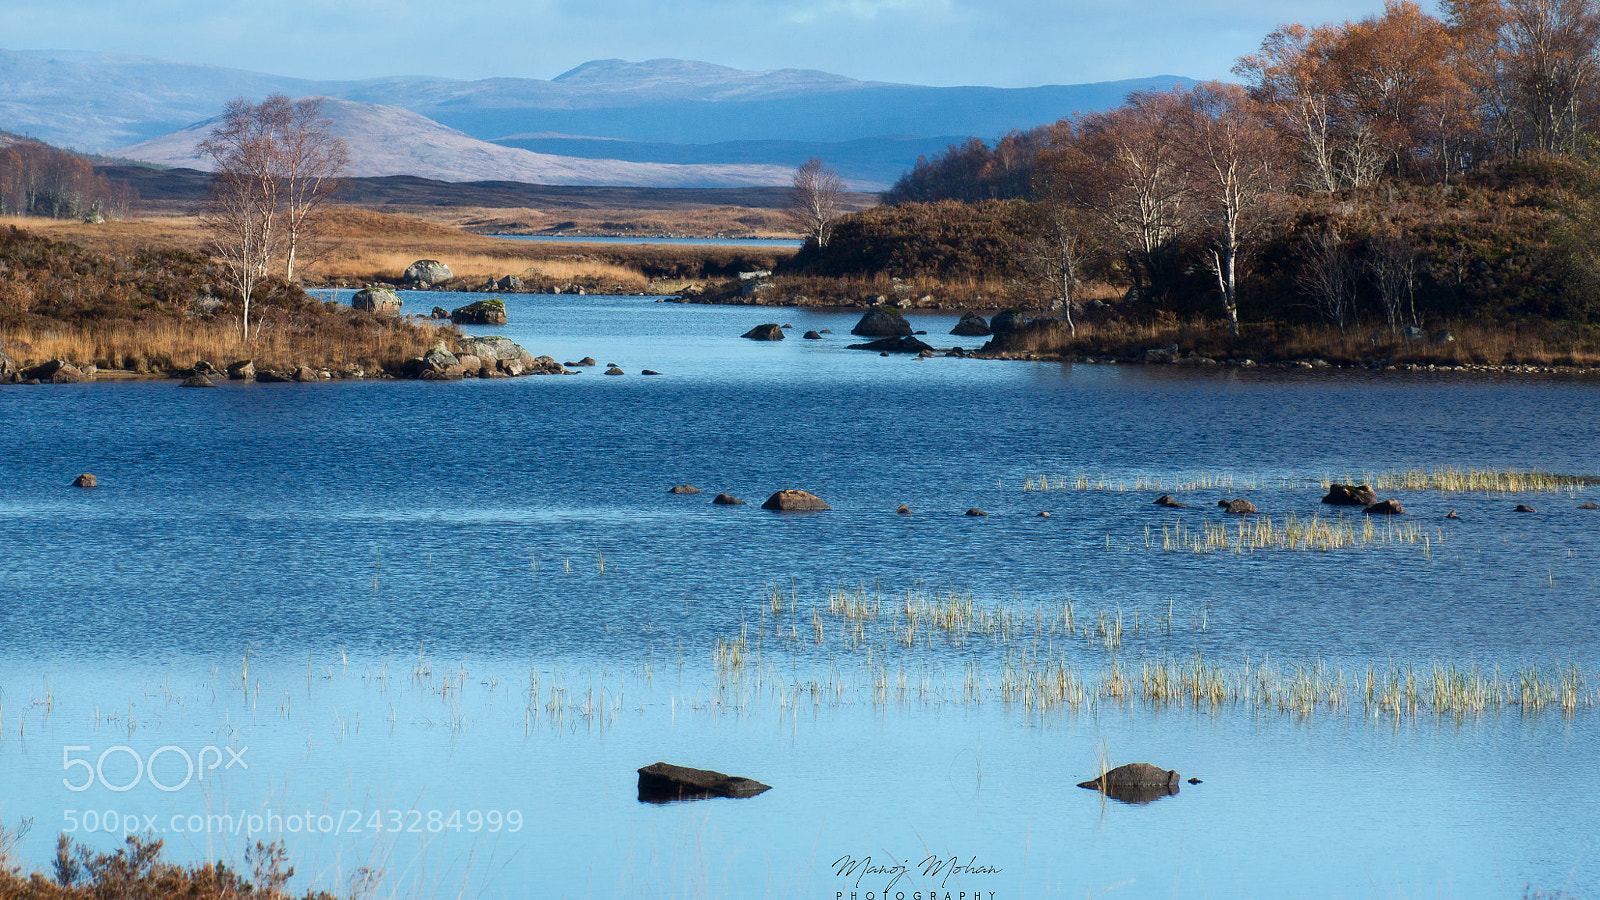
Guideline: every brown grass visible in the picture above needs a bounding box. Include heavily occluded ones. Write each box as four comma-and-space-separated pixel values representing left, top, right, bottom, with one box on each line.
995, 315, 1600, 367
408, 204, 802, 238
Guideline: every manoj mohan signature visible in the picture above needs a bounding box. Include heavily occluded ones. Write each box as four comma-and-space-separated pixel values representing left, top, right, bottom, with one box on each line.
833, 853, 1002, 894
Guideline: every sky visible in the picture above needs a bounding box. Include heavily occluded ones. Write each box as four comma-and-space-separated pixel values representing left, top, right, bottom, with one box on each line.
2, 0, 1397, 86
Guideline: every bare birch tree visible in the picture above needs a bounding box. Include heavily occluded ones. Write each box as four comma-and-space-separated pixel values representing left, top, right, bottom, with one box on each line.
1016, 199, 1093, 335
1298, 226, 1358, 339
276, 98, 347, 282
786, 157, 845, 249
1367, 231, 1420, 333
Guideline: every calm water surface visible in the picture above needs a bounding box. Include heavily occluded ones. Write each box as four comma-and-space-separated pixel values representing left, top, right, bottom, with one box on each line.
1, 290, 1596, 898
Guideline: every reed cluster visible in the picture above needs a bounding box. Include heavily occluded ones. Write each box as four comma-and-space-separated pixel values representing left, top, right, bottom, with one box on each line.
1321, 468, 1594, 495
1151, 515, 1441, 554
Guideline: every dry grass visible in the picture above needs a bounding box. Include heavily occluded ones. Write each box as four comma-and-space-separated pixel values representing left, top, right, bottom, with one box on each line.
414, 204, 802, 238
1, 314, 438, 373
317, 248, 649, 287
1320, 467, 1595, 494
994, 314, 1600, 367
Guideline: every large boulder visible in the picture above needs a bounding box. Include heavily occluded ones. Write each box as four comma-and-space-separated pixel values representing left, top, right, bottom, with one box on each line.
1077, 763, 1181, 804
22, 359, 85, 384
450, 299, 508, 326
988, 310, 1033, 337
851, 307, 912, 338
802, 331, 823, 340
847, 336, 934, 354
669, 485, 702, 494
712, 493, 746, 505
1323, 484, 1377, 506
742, 324, 785, 341
1154, 494, 1187, 508
1364, 499, 1406, 515
292, 366, 323, 383
950, 312, 992, 337
762, 490, 830, 512
351, 288, 403, 314
226, 360, 256, 381
402, 259, 453, 287
72, 474, 97, 488
1221, 499, 1257, 514
180, 374, 216, 388
0, 349, 19, 383
636, 762, 771, 803
456, 335, 540, 376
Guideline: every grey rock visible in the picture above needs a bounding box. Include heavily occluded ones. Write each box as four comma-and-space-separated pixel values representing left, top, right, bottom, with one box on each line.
851, 307, 912, 338
450, 299, 508, 326
180, 374, 216, 388
950, 312, 991, 337
352, 288, 403, 313
226, 360, 256, 381
742, 324, 785, 341
402, 259, 453, 287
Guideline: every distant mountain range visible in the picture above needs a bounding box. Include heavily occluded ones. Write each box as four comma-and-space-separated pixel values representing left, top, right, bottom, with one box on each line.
0, 48, 1194, 188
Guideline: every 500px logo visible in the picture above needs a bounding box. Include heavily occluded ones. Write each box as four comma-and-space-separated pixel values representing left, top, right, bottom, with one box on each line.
62, 745, 248, 793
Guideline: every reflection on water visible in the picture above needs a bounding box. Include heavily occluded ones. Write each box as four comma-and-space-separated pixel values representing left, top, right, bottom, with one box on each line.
1, 292, 1597, 896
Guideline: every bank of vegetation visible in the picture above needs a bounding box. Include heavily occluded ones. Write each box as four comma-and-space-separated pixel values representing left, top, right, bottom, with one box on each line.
733, 0, 1600, 367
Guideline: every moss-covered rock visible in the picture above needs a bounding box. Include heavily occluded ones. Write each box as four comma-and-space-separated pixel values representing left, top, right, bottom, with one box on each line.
451, 298, 508, 326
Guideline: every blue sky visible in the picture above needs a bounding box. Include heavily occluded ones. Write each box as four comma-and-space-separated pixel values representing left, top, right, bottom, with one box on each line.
4, 0, 1394, 86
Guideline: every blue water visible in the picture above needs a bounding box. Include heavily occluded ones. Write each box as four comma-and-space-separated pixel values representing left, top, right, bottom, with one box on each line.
1, 290, 1597, 897
491, 234, 803, 248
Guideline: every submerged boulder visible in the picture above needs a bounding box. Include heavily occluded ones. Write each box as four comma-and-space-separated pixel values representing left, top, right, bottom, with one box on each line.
226, 360, 256, 381
1078, 763, 1182, 804
1364, 499, 1406, 515
851, 307, 912, 338
1154, 494, 1187, 508
762, 490, 830, 512
847, 336, 934, 354
180, 374, 216, 388
669, 485, 702, 495
1221, 499, 1257, 515
72, 473, 97, 488
402, 259, 453, 287
1515, 504, 1537, 512
802, 331, 822, 340
352, 287, 403, 313
950, 312, 991, 337
1579, 503, 1599, 510
712, 493, 746, 506
636, 762, 771, 803
450, 298, 508, 326
742, 324, 785, 341
1323, 484, 1378, 506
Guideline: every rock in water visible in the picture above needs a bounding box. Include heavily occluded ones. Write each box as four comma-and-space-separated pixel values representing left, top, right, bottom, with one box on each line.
850, 307, 912, 338
72, 474, 97, 488
742, 324, 785, 341
1579, 503, 1599, 510
180, 374, 216, 388
576, 357, 597, 367
713, 493, 746, 505
430, 306, 450, 319
966, 508, 988, 517
292, 366, 322, 383
803, 331, 822, 340
402, 259, 453, 287
450, 299, 508, 326
641, 369, 662, 376
1323, 484, 1377, 506
351, 288, 403, 313
1364, 499, 1405, 515
21, 359, 85, 384
950, 312, 991, 337
1154, 494, 1187, 508
0, 349, 19, 383
636, 762, 771, 803
847, 336, 934, 354
1446, 510, 1460, 519
226, 360, 256, 381
605, 366, 625, 375
1222, 499, 1257, 514
669, 485, 702, 495
1077, 763, 1181, 804
761, 490, 830, 511
896, 504, 912, 515
455, 336, 543, 376
1515, 504, 1536, 512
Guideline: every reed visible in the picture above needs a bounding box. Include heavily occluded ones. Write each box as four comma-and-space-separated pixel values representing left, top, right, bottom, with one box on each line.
1321, 467, 1595, 495
1156, 514, 1439, 553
